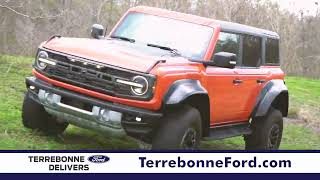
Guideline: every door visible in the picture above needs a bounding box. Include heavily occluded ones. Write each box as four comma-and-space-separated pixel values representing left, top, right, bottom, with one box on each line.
206, 67, 246, 125
233, 35, 268, 120
234, 68, 268, 120
205, 32, 246, 125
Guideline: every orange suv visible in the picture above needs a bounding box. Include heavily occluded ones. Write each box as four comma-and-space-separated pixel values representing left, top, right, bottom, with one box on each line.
23, 6, 288, 150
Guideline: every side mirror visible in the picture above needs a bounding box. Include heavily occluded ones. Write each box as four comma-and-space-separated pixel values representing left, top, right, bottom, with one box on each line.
212, 52, 237, 68
91, 24, 105, 39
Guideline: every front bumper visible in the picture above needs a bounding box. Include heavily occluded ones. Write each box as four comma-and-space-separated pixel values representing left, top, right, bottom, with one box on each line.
25, 77, 163, 139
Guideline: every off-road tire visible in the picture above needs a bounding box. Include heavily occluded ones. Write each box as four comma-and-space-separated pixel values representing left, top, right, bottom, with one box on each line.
245, 108, 283, 150
152, 105, 202, 150
22, 92, 68, 135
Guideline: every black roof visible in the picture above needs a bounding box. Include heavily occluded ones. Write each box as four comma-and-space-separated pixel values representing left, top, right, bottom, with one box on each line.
215, 20, 280, 39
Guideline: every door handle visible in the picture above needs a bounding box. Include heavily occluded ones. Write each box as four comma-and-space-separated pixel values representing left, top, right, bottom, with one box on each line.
233, 79, 243, 85
257, 79, 266, 84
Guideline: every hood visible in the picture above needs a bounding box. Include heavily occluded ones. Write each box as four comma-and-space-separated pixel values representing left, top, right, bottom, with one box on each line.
43, 37, 186, 73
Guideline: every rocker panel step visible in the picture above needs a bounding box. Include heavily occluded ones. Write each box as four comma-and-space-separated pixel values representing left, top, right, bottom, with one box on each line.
205, 123, 252, 140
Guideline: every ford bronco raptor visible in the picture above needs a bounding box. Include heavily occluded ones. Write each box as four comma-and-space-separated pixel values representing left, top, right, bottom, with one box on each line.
23, 6, 288, 150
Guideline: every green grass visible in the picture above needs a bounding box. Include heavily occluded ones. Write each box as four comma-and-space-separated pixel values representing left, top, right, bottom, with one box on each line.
285, 76, 320, 123
0, 55, 320, 150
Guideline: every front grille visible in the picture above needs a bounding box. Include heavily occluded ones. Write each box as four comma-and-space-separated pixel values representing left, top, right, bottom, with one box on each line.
45, 62, 117, 95
36, 50, 155, 100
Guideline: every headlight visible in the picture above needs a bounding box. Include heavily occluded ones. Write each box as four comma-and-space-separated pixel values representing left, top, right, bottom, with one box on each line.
36, 51, 56, 70
131, 76, 149, 96
116, 76, 149, 96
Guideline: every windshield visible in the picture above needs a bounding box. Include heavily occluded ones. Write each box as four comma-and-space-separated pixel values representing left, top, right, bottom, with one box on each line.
112, 12, 214, 59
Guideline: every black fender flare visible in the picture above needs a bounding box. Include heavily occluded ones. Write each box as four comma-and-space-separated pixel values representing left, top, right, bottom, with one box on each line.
163, 79, 210, 136
252, 80, 288, 118
163, 79, 208, 105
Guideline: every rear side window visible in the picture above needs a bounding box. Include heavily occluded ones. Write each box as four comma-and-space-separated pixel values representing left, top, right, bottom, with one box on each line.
242, 35, 262, 67
265, 38, 280, 65
212, 32, 240, 60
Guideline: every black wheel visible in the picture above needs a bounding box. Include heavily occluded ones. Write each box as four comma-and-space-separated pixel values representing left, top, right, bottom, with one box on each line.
22, 92, 68, 135
245, 108, 283, 150
152, 105, 202, 150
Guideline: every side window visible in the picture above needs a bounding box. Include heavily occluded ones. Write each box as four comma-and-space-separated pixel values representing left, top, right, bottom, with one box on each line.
265, 38, 280, 65
212, 32, 240, 60
242, 35, 262, 67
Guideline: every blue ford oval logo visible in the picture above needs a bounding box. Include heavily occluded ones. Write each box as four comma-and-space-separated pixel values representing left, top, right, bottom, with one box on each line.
87, 155, 110, 163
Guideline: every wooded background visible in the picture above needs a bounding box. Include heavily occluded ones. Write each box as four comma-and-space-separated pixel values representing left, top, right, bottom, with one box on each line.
0, 0, 319, 78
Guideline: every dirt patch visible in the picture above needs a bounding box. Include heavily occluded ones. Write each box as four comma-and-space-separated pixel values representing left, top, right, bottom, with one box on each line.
285, 117, 320, 134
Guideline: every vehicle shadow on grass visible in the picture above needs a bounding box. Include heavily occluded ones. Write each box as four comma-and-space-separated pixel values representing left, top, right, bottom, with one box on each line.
23, 120, 319, 150
56, 126, 139, 150
56, 126, 244, 150
199, 139, 244, 150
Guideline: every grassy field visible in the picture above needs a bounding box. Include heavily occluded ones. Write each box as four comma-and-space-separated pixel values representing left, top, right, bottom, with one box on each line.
286, 77, 320, 126
0, 55, 320, 150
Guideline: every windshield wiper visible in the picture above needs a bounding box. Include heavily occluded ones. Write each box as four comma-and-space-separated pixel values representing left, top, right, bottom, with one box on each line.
110, 35, 135, 43
147, 43, 181, 56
